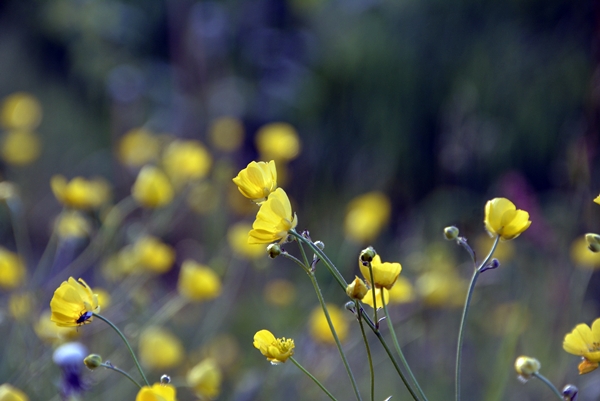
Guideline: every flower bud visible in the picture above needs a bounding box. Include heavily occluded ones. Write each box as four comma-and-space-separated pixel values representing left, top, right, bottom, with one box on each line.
562, 384, 578, 401
359, 246, 377, 263
514, 356, 540, 380
444, 226, 459, 240
346, 276, 368, 300
84, 354, 103, 370
585, 233, 600, 253
314, 241, 325, 250
160, 374, 171, 384
266, 244, 282, 259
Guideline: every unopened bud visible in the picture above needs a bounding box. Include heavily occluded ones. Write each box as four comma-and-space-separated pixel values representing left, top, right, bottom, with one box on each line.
346, 276, 369, 300
514, 356, 540, 380
562, 384, 578, 401
160, 374, 171, 384
444, 226, 459, 240
586, 233, 600, 253
266, 244, 282, 259
83, 354, 103, 370
360, 246, 377, 263
314, 241, 325, 250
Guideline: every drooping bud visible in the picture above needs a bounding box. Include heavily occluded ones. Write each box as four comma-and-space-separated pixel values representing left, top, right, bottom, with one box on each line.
444, 226, 459, 240
359, 246, 377, 264
266, 244, 282, 259
83, 354, 103, 370
346, 276, 369, 300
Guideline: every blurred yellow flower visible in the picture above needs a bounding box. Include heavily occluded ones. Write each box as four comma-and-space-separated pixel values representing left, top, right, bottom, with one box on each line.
514, 356, 541, 379
475, 234, 514, 263
228, 222, 265, 259
51, 175, 111, 210
253, 329, 295, 364
34, 310, 79, 344
595, 194, 600, 205
186, 358, 222, 399
50, 277, 100, 327
344, 192, 391, 243
55, 211, 91, 239
177, 260, 222, 302
209, 116, 244, 152
249, 188, 297, 244
564, 318, 600, 374
346, 276, 368, 300
139, 326, 184, 370
232, 160, 277, 203
162, 140, 212, 188
8, 292, 33, 321
308, 304, 349, 344
571, 236, 600, 269
1, 130, 41, 165
133, 236, 176, 274
135, 383, 176, 401
255, 122, 300, 161
0, 383, 29, 401
202, 335, 240, 369
359, 254, 402, 290
187, 181, 220, 215
1, 92, 42, 130
361, 287, 389, 309
484, 198, 531, 241
93, 288, 111, 310
0, 247, 25, 290
118, 128, 161, 167
416, 270, 465, 308
264, 279, 296, 307
131, 165, 174, 208
388, 277, 415, 304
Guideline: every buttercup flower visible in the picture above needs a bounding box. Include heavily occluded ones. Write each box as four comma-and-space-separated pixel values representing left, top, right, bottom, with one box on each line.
209, 116, 244, 152
1, 130, 41, 165
563, 318, 600, 374
35, 310, 79, 344
514, 356, 541, 380
131, 165, 174, 208
1, 92, 42, 130
136, 383, 177, 401
227, 222, 265, 259
162, 140, 212, 187
253, 329, 295, 364
361, 287, 389, 309
346, 276, 369, 300
232, 160, 277, 203
570, 236, 600, 269
186, 358, 222, 399
344, 192, 391, 243
255, 122, 300, 161
177, 260, 222, 302
594, 194, 600, 205
484, 198, 531, 241
0, 247, 26, 290
139, 327, 184, 370
51, 175, 111, 209
118, 128, 161, 167
359, 254, 402, 290
55, 211, 91, 239
308, 304, 349, 344
50, 277, 100, 327
388, 277, 415, 304
248, 188, 297, 244
0, 383, 29, 401
131, 236, 176, 274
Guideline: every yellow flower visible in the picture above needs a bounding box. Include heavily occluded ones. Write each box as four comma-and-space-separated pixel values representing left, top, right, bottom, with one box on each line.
570, 236, 600, 269
133, 236, 176, 274
344, 192, 391, 243
8, 292, 33, 321
595, 194, 600, 205
308, 304, 349, 345
514, 356, 541, 379
0, 383, 29, 401
139, 327, 184, 370
51, 175, 111, 209
50, 277, 100, 327
416, 270, 466, 308
131, 165, 174, 208
475, 234, 514, 263
118, 128, 161, 167
264, 279, 296, 307
388, 277, 415, 304
209, 116, 244, 152
93, 288, 111, 310
255, 122, 300, 161
361, 287, 389, 309
1, 130, 41, 165
34, 310, 79, 344
1, 92, 42, 130
162, 140, 212, 188
249, 188, 297, 244
484, 198, 531, 241
177, 260, 222, 302
135, 383, 177, 401
232, 160, 278, 203
55, 211, 91, 239
253, 329, 295, 364
563, 318, 600, 374
359, 254, 402, 290
0, 247, 26, 290
346, 276, 368, 300
186, 358, 222, 399
227, 222, 265, 259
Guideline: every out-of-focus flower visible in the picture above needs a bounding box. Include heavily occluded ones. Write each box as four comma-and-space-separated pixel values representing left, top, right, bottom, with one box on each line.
50, 277, 100, 327
131, 165, 174, 208
264, 279, 296, 307
52, 342, 88, 399
8, 292, 33, 321
359, 254, 402, 290
35, 310, 79, 344
139, 327, 184, 370
118, 128, 161, 167
1, 130, 41, 165
51, 175, 111, 210
361, 287, 389, 309
132, 236, 176, 274
1, 92, 42, 130
344, 192, 391, 243
162, 140, 212, 188
475, 234, 515, 263
571, 236, 600, 269
135, 383, 177, 401
0, 383, 29, 401
177, 260, 221, 302
388, 277, 415, 304
346, 276, 368, 300
209, 116, 244, 152
232, 160, 277, 203
484, 198, 531, 241
92, 288, 111, 310
563, 318, 600, 374
249, 188, 297, 244
416, 270, 465, 308
489, 303, 529, 336
187, 181, 219, 215
253, 329, 295, 364
0, 247, 25, 290
514, 356, 541, 380
227, 222, 265, 259
594, 194, 600, 205
255, 122, 300, 161
308, 304, 349, 344
0, 182, 18, 200
186, 358, 222, 399
55, 211, 91, 239
203, 335, 240, 370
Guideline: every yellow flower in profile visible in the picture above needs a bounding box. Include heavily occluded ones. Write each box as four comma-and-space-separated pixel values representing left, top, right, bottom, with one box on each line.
563, 318, 600, 374
187, 358, 222, 399
139, 326, 184, 370
346, 276, 368, 300
50, 277, 100, 327
595, 194, 600, 205
162, 140, 212, 187
232, 160, 277, 203
264, 279, 296, 307
118, 128, 161, 167
0, 383, 29, 401
227, 222, 265, 259
514, 356, 541, 380
131, 165, 174, 208
308, 304, 349, 344
255, 122, 300, 161
8, 292, 33, 321
55, 211, 91, 239
177, 260, 222, 302
249, 188, 297, 244
1, 130, 42, 165
570, 236, 600, 269
135, 383, 176, 401
484, 198, 531, 241
34, 310, 79, 344
209, 116, 244, 152
133, 236, 176, 274
361, 287, 389, 309
359, 254, 402, 290
1, 92, 42, 130
344, 192, 391, 243
253, 329, 295, 364
0, 247, 26, 290
51, 175, 111, 209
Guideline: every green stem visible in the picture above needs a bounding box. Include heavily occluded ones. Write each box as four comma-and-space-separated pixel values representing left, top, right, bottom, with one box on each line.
290, 356, 338, 401
355, 301, 375, 401
281, 252, 311, 274
93, 313, 149, 386
100, 363, 143, 389
367, 262, 378, 329
531, 373, 564, 400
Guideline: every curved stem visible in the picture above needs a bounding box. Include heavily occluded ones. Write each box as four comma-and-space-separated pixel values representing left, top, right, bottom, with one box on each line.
531, 373, 564, 400
281, 252, 311, 274
355, 301, 375, 401
100, 362, 143, 389
290, 356, 338, 401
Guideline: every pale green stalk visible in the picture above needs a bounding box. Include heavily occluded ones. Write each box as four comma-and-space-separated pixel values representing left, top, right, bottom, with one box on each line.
355, 300, 375, 401
531, 373, 564, 400
100, 362, 142, 389
290, 356, 338, 401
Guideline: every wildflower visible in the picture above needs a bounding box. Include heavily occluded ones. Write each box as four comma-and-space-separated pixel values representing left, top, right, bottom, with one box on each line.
359, 253, 402, 290
248, 188, 297, 244
308, 304, 349, 344
483, 198, 531, 241
187, 358, 222, 399
344, 192, 391, 243
55, 211, 91, 239
132, 236, 176, 274
50, 277, 100, 327
595, 194, 600, 205
139, 327, 184, 370
514, 356, 541, 380
232, 160, 278, 203
571, 236, 600, 269
0, 384, 29, 401
162, 140, 212, 188
118, 128, 161, 167
227, 222, 266, 259
264, 279, 296, 307
51, 175, 111, 210
1, 92, 42, 130
136, 383, 177, 401
1, 130, 41, 165
563, 318, 600, 374
255, 122, 300, 161
253, 329, 295, 364
361, 287, 389, 309
346, 276, 368, 300
0, 247, 26, 290
416, 270, 466, 308
177, 260, 222, 301
209, 116, 244, 152
131, 165, 174, 208
388, 277, 415, 304
35, 311, 79, 344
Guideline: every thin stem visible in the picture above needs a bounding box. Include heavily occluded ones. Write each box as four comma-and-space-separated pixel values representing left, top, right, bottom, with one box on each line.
281, 252, 311, 274
355, 300, 375, 401
93, 313, 149, 386
532, 373, 564, 400
289, 356, 338, 401
367, 262, 378, 329
100, 363, 143, 389
295, 236, 311, 268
